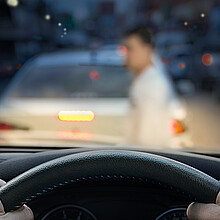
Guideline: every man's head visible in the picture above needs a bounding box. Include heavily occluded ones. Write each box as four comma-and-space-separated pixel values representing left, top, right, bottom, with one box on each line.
123, 26, 155, 76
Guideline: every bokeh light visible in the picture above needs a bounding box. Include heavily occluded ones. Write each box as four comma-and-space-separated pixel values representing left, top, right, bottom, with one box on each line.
45, 14, 51, 20
202, 53, 213, 66
179, 63, 185, 69
201, 13, 205, 18
17, 64, 22, 70
7, 66, 12, 71
90, 70, 100, 81
6, 0, 19, 7
162, 58, 169, 64
58, 22, 62, 26
184, 21, 188, 26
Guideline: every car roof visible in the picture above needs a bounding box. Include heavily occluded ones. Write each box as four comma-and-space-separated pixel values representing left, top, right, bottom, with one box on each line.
34, 49, 124, 67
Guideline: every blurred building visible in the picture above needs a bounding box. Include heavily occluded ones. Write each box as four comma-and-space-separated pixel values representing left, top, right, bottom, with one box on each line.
0, 0, 54, 95
46, 0, 138, 45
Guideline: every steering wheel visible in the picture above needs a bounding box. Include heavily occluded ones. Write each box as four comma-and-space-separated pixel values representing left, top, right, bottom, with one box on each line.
0, 150, 219, 213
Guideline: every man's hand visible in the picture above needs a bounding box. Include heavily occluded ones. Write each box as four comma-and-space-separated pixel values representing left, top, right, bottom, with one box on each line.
0, 179, 34, 220
187, 191, 220, 220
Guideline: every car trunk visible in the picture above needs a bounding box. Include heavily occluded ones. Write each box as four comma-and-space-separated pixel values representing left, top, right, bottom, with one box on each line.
0, 98, 129, 143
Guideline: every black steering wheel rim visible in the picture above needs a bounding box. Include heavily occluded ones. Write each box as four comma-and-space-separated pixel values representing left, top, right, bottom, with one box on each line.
0, 150, 219, 213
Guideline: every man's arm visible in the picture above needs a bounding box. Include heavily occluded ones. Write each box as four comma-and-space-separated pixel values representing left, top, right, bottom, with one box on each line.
0, 179, 34, 220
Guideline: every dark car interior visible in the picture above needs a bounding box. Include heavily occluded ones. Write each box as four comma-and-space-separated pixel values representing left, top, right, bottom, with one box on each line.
0, 146, 219, 219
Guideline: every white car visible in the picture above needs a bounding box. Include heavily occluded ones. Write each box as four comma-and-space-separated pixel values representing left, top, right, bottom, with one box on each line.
0, 49, 132, 145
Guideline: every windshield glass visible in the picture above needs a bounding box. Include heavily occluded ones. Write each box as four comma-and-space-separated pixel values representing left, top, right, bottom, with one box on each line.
0, 0, 220, 153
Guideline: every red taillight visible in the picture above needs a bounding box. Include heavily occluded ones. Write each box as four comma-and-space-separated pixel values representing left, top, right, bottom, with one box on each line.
168, 119, 185, 135
0, 123, 13, 130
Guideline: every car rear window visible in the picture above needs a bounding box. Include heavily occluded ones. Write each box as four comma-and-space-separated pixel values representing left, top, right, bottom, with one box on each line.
7, 65, 132, 98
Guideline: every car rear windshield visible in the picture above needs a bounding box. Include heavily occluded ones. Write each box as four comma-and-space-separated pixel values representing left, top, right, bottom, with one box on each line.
7, 65, 132, 98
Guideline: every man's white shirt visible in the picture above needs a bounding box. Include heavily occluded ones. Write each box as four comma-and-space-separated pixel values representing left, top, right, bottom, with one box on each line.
127, 54, 186, 146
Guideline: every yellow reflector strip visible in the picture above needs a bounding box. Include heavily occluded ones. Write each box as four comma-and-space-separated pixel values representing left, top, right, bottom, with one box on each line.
58, 111, 95, 122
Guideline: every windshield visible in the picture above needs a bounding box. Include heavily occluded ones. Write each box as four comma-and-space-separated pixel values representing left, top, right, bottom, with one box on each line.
0, 0, 220, 153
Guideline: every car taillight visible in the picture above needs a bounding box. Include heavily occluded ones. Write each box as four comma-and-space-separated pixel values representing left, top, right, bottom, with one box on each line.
168, 119, 185, 135
58, 111, 95, 122
0, 123, 13, 130
0, 122, 28, 131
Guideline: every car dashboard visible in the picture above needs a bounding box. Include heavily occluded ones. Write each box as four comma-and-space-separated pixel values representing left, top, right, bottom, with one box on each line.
0, 146, 219, 220
30, 183, 190, 220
